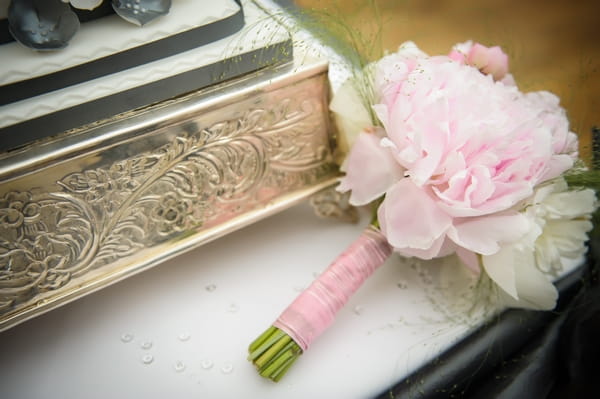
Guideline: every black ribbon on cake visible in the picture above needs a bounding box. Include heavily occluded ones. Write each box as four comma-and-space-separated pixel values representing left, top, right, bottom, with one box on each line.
376, 130, 600, 398
0, 0, 233, 107
0, 0, 294, 152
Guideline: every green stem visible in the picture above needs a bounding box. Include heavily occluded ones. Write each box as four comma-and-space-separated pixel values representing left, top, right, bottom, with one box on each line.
259, 341, 295, 376
255, 335, 292, 369
248, 326, 303, 382
248, 325, 278, 354
271, 355, 297, 382
370, 195, 384, 228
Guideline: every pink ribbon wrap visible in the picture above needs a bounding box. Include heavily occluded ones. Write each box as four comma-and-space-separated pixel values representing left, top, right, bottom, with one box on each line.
273, 226, 393, 351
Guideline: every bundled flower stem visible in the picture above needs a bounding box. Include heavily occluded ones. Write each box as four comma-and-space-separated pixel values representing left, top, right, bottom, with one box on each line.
248, 223, 392, 381
247, 326, 302, 382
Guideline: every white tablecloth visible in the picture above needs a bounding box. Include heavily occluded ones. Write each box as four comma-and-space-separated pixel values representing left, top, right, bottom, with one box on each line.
0, 202, 486, 399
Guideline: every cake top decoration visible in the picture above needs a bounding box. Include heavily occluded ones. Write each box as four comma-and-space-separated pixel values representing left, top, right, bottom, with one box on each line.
7, 0, 171, 50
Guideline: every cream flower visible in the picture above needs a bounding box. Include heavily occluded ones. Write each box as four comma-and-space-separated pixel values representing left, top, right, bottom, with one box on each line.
329, 77, 372, 166
482, 178, 596, 310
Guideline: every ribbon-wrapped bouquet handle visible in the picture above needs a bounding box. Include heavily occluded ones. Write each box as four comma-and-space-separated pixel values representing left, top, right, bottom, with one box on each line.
248, 226, 392, 381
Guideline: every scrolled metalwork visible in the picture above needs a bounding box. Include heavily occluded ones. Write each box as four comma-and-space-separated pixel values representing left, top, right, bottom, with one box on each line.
0, 68, 338, 328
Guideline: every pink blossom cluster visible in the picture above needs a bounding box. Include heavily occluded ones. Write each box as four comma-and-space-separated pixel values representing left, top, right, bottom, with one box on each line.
338, 42, 579, 273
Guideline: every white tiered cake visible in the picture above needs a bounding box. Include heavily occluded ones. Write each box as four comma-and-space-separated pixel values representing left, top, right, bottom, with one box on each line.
0, 0, 338, 332
0, 0, 291, 151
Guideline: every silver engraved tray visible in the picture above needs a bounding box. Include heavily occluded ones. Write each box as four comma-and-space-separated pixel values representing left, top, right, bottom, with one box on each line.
0, 58, 339, 331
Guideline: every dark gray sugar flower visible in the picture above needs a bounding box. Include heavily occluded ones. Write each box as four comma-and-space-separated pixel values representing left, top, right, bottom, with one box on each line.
111, 0, 171, 26
8, 0, 80, 50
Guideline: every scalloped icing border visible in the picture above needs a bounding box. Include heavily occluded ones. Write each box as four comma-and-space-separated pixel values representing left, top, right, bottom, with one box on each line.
0, 0, 291, 130
0, 0, 240, 85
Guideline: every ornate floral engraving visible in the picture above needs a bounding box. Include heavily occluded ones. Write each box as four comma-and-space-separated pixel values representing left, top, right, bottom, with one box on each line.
0, 95, 337, 318
309, 187, 359, 224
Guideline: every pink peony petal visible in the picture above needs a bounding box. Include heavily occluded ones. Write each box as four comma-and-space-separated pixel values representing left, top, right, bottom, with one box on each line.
448, 50, 466, 63
467, 43, 509, 81
539, 154, 574, 182
455, 247, 480, 273
467, 43, 490, 70
393, 234, 448, 259
337, 130, 404, 205
481, 46, 509, 81
409, 97, 450, 185
378, 179, 452, 251
448, 212, 530, 255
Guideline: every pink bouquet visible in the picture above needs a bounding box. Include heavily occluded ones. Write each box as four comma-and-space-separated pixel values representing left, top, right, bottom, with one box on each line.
248, 41, 596, 381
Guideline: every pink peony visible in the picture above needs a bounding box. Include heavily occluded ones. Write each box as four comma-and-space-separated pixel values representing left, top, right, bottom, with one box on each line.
337, 43, 578, 267
449, 41, 509, 81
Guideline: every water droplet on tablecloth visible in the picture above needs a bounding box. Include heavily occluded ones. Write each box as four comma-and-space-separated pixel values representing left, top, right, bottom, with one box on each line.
173, 360, 186, 373
120, 333, 134, 343
141, 354, 154, 364
205, 284, 217, 292
178, 332, 191, 342
140, 340, 153, 350
227, 303, 239, 313
221, 362, 234, 374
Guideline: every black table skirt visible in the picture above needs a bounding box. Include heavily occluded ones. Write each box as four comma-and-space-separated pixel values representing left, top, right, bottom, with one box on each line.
377, 234, 600, 399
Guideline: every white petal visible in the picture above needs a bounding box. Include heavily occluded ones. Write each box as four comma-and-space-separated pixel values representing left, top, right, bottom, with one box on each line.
499, 251, 558, 310
396, 41, 429, 58
512, 260, 558, 310
482, 245, 518, 299
483, 243, 558, 310
372, 104, 389, 130
330, 78, 373, 159
544, 188, 597, 219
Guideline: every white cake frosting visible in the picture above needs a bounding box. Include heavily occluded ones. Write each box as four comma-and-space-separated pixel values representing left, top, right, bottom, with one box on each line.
0, 0, 290, 137
0, 0, 240, 85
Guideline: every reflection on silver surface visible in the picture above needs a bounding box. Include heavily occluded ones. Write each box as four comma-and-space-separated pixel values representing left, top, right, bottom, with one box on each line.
0, 59, 339, 331
309, 186, 359, 224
